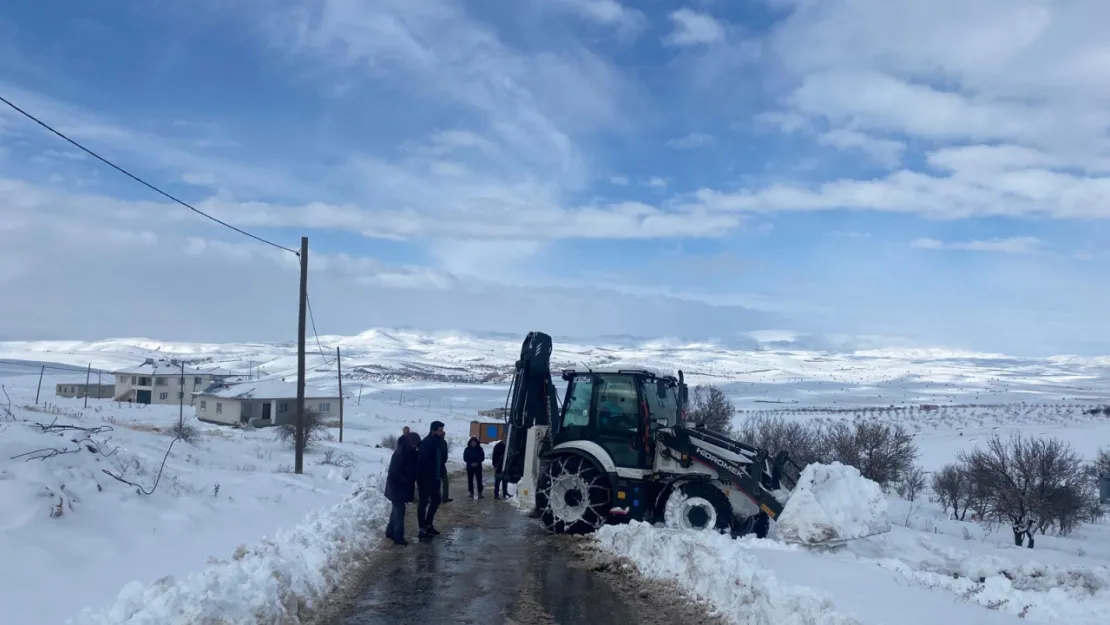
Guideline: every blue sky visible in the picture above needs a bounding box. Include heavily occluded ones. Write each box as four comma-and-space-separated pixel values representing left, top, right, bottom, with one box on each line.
2, 0, 1110, 355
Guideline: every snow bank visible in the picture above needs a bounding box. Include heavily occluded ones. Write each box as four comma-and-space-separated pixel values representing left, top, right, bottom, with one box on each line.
775, 462, 890, 545
75, 473, 390, 625
868, 537, 1110, 623
595, 521, 862, 625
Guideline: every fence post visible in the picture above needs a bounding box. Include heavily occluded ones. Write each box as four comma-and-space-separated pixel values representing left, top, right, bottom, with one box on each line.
35, 365, 44, 404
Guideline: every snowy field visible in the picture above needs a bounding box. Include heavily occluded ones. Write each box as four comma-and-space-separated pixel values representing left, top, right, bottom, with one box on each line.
0, 368, 482, 625
3, 331, 1110, 624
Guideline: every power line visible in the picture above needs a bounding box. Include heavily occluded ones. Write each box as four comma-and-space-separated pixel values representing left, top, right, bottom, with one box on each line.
0, 93, 299, 256
305, 294, 336, 366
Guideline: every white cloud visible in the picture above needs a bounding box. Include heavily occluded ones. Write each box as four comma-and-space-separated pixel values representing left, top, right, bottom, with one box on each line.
665, 132, 714, 149
645, 177, 668, 189
548, 0, 646, 36
609, 175, 629, 185
816, 129, 904, 168
911, 236, 1042, 254
664, 9, 726, 46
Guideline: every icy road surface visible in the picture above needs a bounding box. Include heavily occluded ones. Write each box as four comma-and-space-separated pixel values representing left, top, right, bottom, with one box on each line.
320, 476, 722, 625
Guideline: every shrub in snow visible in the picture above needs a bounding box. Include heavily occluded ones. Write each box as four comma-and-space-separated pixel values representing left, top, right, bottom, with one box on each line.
76, 475, 391, 625
894, 465, 926, 502
595, 521, 861, 625
275, 409, 328, 449
688, 385, 736, 435
775, 462, 890, 545
733, 414, 825, 467
821, 420, 917, 488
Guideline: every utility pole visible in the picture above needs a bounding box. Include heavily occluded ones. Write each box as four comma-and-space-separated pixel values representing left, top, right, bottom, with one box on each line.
97, 369, 102, 400
357, 383, 363, 406
398, 390, 403, 406
83, 363, 91, 408
336, 346, 344, 443
35, 365, 44, 404
178, 361, 185, 431
295, 236, 308, 475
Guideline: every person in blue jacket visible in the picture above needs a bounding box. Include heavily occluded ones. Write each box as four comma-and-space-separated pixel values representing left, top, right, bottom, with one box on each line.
416, 421, 446, 540
384, 432, 418, 545
463, 436, 485, 499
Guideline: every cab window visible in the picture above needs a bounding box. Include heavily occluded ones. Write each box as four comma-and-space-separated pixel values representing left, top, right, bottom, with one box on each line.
561, 375, 593, 428
595, 374, 639, 435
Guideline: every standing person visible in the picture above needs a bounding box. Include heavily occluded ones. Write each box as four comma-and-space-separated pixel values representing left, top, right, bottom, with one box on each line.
492, 439, 510, 499
384, 433, 418, 545
416, 421, 446, 540
463, 437, 485, 499
439, 433, 454, 504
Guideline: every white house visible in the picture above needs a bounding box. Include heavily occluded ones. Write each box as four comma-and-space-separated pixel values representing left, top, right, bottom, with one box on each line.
194, 379, 340, 427
112, 359, 236, 405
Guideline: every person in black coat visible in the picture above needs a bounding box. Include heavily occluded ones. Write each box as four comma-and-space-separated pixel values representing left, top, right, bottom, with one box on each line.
463, 436, 485, 499
384, 433, 418, 545
438, 434, 453, 504
416, 420, 446, 540
492, 439, 510, 499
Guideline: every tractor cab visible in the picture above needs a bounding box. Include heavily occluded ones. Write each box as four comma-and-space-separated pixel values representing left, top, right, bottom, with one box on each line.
554, 368, 685, 471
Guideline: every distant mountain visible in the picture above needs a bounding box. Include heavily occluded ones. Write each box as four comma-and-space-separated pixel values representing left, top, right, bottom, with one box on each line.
2, 328, 1110, 408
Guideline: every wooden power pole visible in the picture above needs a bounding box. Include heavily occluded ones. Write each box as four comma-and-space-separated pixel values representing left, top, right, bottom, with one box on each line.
83, 363, 91, 408
35, 364, 44, 404
336, 346, 344, 443
295, 236, 308, 474
178, 361, 185, 431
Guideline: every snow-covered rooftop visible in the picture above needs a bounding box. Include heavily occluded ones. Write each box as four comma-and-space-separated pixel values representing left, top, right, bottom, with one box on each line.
198, 379, 338, 400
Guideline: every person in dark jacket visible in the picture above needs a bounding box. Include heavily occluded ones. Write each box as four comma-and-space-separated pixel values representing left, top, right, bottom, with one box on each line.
463, 436, 485, 499
416, 421, 446, 540
492, 439, 510, 499
438, 434, 453, 504
384, 433, 418, 545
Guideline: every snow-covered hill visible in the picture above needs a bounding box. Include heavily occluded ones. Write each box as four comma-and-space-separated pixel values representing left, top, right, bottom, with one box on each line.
2, 328, 1110, 409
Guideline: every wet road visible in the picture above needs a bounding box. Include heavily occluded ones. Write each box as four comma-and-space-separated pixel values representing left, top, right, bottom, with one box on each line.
324, 477, 723, 625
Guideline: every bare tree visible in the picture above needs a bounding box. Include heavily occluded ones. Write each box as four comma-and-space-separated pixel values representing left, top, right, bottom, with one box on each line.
822, 420, 917, 487
931, 463, 975, 520
896, 465, 927, 502
734, 414, 825, 467
959, 434, 1094, 548
688, 385, 735, 435
276, 409, 328, 449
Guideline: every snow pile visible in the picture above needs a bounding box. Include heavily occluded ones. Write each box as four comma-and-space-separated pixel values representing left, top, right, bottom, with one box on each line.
775, 462, 890, 545
595, 521, 862, 625
76, 472, 391, 625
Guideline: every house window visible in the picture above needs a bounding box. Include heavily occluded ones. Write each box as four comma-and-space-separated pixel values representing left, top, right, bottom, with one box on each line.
137, 377, 150, 386
216, 403, 223, 414
318, 402, 331, 412
200, 400, 207, 411
155, 377, 166, 386
131, 376, 137, 385
159, 392, 168, 400
194, 377, 203, 386
278, 402, 289, 413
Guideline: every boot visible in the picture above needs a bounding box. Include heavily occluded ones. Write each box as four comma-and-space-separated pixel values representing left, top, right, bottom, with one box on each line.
425, 526, 441, 536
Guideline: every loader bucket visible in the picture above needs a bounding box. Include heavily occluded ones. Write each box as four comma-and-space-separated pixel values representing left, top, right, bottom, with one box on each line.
774, 461, 892, 546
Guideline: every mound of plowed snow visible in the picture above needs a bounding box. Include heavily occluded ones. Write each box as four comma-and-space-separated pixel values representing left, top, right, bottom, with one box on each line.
775, 462, 890, 545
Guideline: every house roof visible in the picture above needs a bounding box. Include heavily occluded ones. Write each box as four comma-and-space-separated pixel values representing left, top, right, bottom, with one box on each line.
113, 361, 235, 376
197, 379, 338, 401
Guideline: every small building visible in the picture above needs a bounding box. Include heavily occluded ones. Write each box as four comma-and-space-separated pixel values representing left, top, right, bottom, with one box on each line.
112, 359, 235, 406
194, 379, 341, 427
1101, 475, 1110, 505
470, 420, 506, 444
478, 407, 508, 420
55, 380, 115, 399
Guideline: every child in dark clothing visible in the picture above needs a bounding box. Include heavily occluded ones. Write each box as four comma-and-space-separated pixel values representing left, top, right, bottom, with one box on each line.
491, 439, 510, 499
463, 436, 485, 499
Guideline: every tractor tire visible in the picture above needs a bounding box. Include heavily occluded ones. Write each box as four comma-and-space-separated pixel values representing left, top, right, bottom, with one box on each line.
662, 480, 733, 533
537, 454, 612, 535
